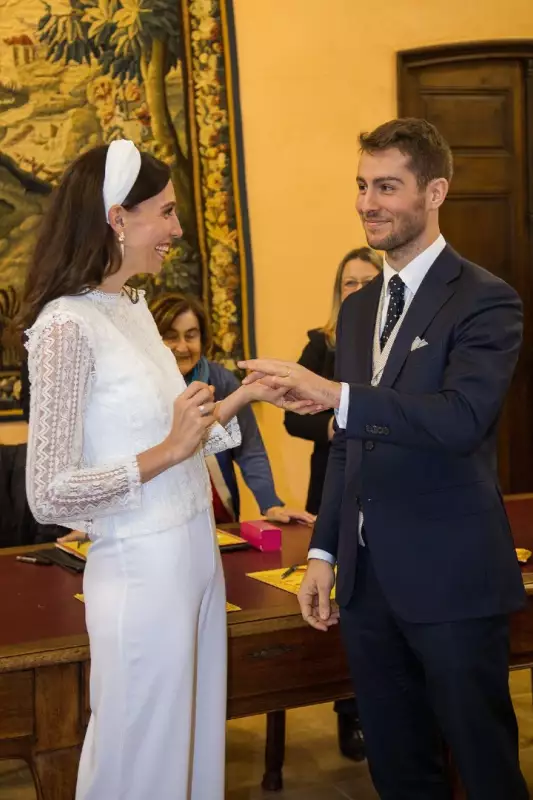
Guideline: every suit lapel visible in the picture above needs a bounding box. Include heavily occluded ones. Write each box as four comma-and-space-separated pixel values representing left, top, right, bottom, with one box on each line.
352, 274, 382, 383
379, 245, 462, 388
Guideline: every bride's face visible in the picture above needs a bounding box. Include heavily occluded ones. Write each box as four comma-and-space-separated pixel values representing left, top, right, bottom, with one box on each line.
121, 180, 182, 275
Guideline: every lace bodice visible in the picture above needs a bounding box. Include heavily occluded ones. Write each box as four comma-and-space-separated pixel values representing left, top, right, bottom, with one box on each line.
25, 289, 241, 538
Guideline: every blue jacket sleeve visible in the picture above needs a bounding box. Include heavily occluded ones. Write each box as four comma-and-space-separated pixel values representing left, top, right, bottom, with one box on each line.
308, 329, 345, 556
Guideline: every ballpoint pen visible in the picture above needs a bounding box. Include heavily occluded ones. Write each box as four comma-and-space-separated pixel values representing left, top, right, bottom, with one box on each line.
16, 555, 52, 566
281, 564, 306, 579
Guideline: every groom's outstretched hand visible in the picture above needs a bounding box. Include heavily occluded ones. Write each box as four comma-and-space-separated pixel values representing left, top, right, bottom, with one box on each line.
238, 358, 342, 412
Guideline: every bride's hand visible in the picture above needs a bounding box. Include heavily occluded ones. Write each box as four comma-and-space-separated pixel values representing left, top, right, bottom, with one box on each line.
241, 380, 287, 406
243, 377, 325, 414
166, 381, 216, 463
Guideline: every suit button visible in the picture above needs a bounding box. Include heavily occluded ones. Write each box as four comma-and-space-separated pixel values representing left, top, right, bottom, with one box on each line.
364, 441, 374, 451
371, 425, 379, 434
383, 426, 390, 435
365, 424, 373, 434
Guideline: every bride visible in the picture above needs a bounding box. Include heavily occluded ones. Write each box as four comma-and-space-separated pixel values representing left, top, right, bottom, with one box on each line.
22, 140, 291, 800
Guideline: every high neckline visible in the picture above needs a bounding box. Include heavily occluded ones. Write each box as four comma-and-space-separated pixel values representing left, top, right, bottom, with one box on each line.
87, 288, 124, 303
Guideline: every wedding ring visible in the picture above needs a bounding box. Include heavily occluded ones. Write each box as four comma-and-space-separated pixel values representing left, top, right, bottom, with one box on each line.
198, 404, 206, 415
284, 370, 291, 378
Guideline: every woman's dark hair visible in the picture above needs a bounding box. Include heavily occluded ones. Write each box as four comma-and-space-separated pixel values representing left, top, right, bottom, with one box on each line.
149, 292, 213, 357
21, 144, 170, 327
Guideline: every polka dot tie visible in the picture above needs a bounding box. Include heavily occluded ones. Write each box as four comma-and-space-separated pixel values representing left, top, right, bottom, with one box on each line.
380, 274, 405, 350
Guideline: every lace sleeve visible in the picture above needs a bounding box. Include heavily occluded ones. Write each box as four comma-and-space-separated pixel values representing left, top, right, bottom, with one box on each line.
26, 316, 142, 528
203, 416, 241, 456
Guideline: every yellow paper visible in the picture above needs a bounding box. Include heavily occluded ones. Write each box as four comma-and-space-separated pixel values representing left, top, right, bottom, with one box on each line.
516, 548, 532, 564
216, 530, 247, 547
75, 593, 240, 613
57, 539, 91, 561
247, 566, 336, 599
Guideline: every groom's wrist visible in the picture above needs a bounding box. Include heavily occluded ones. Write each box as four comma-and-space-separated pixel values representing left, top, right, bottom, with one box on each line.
323, 380, 342, 409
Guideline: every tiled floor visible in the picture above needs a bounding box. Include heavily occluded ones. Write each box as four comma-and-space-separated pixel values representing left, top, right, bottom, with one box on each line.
2, 670, 533, 799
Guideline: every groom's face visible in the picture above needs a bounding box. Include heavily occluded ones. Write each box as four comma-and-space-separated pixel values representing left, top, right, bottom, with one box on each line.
356, 148, 429, 255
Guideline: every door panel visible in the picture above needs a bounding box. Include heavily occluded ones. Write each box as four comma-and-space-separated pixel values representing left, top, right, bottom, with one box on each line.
399, 49, 533, 492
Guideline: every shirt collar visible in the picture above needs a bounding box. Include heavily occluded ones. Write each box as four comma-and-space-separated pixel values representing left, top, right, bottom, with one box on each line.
383, 234, 446, 297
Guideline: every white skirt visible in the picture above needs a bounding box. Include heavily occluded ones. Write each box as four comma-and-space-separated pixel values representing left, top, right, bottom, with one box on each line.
76, 508, 227, 800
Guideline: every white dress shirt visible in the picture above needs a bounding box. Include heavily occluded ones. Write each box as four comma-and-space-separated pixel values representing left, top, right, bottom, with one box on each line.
309, 235, 447, 564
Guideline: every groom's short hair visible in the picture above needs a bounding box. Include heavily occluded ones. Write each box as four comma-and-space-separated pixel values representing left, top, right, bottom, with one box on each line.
359, 118, 453, 188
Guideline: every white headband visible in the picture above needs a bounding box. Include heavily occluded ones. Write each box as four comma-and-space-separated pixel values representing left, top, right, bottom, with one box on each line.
103, 139, 142, 221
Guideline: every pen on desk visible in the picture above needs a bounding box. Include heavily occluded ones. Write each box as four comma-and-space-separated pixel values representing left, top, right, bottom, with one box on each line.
281, 564, 305, 579
16, 556, 52, 566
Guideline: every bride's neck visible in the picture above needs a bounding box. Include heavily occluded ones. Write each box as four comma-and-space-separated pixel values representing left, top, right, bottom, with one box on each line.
98, 259, 136, 293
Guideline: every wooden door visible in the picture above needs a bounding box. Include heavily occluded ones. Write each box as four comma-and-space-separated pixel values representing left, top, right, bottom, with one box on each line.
399, 44, 533, 493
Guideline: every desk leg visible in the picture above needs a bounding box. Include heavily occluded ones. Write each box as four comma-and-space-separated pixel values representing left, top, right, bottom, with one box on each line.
32, 746, 81, 800
261, 710, 286, 792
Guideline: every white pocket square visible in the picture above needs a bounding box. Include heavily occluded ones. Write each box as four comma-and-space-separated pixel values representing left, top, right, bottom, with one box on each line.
411, 336, 428, 352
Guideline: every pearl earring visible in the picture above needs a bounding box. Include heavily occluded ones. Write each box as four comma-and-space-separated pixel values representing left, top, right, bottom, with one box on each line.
118, 230, 125, 259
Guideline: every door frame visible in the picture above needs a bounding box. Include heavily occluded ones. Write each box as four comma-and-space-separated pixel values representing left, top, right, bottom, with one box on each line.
398, 40, 533, 79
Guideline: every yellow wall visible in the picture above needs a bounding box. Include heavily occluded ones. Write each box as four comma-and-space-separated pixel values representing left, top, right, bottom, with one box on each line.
232, 0, 533, 518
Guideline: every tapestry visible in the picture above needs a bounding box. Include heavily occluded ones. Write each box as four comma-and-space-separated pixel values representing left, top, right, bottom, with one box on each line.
0, 0, 255, 419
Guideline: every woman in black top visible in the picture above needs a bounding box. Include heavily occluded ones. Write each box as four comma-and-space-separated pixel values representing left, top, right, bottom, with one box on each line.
284, 246, 382, 760
285, 247, 383, 514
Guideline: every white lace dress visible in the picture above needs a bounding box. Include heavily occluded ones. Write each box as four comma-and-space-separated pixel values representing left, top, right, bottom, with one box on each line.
26, 289, 241, 800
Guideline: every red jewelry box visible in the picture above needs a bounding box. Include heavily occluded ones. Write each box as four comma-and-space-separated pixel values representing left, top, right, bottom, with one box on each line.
239, 520, 282, 552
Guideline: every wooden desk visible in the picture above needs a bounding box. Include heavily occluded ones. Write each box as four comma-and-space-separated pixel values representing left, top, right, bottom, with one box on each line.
0, 522, 352, 799
2, 496, 533, 799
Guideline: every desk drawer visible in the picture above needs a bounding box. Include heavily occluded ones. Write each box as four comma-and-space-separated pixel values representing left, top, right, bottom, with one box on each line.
227, 622, 351, 717
0, 671, 33, 738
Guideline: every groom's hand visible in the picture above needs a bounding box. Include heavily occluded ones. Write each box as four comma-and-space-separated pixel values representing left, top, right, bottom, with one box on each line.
238, 375, 314, 414
245, 375, 324, 414
298, 559, 339, 632
238, 358, 342, 410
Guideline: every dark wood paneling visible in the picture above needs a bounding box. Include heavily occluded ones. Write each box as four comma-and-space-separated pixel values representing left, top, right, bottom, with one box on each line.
399, 45, 533, 493
421, 92, 512, 150
440, 197, 512, 282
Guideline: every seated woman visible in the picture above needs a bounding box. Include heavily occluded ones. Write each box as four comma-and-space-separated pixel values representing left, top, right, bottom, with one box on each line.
150, 293, 314, 527
284, 246, 383, 762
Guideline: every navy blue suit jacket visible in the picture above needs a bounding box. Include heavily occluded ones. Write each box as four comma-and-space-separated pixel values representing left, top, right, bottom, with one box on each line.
310, 245, 527, 622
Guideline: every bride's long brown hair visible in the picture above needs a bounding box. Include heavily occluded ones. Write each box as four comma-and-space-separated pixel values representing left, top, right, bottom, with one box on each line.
21, 144, 170, 328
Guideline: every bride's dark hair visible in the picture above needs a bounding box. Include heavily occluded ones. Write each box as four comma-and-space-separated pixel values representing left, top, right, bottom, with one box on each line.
21, 144, 170, 327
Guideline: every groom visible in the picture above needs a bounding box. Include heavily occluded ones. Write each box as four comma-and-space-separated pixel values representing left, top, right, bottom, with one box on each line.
240, 118, 528, 798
